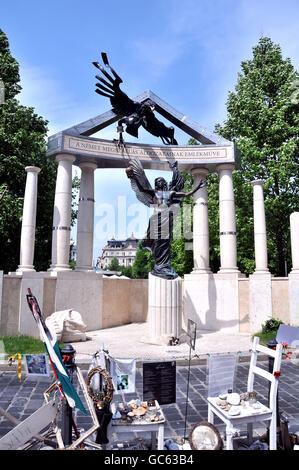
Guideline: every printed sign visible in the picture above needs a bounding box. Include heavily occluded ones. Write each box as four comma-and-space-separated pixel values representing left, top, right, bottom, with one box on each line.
143, 361, 176, 405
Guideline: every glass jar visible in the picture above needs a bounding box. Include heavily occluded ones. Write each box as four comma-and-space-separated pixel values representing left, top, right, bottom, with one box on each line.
249, 391, 257, 406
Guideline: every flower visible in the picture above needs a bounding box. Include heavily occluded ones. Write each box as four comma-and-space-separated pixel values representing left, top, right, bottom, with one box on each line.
273, 371, 281, 378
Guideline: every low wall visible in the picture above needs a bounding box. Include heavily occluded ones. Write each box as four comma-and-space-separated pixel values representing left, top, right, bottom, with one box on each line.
0, 270, 297, 337
0, 271, 148, 338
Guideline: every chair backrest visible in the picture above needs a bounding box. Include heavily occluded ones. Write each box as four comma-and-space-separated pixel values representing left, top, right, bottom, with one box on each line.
247, 336, 283, 411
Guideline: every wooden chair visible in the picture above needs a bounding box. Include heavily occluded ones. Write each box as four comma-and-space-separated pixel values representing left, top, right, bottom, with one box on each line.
207, 336, 283, 450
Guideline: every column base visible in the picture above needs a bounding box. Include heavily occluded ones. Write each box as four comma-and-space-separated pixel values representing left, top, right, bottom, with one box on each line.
192, 268, 212, 274
75, 266, 94, 272
48, 265, 71, 272
16, 266, 36, 273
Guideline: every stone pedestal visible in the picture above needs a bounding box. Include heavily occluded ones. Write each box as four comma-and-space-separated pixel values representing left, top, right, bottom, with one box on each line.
146, 273, 182, 345
249, 272, 272, 334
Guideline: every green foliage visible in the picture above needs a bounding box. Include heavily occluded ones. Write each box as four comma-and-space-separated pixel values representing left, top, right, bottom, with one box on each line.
107, 256, 120, 271
261, 318, 284, 334
119, 265, 133, 278
215, 37, 299, 276
0, 335, 45, 355
132, 243, 154, 279
0, 28, 58, 273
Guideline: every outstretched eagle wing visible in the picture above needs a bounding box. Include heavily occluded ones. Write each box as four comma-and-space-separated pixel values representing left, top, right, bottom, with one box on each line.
141, 106, 178, 145
127, 158, 154, 208
93, 53, 139, 116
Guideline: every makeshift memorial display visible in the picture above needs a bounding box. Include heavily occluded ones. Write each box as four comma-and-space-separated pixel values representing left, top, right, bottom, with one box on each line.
110, 358, 136, 394
23, 354, 50, 377
111, 399, 165, 425
188, 421, 223, 450
7, 353, 22, 381
168, 336, 179, 346
86, 365, 114, 444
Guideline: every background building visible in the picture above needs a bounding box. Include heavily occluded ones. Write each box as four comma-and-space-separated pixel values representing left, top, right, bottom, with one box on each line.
97, 234, 140, 269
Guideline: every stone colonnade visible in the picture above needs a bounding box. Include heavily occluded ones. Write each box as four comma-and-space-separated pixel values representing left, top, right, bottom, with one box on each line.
17, 154, 299, 278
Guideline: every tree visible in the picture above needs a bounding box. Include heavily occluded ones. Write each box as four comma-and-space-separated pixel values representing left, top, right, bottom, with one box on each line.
132, 243, 154, 279
107, 256, 120, 271
0, 28, 57, 273
215, 37, 299, 276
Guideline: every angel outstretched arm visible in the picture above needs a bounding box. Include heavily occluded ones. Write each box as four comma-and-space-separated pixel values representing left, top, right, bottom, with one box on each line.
172, 179, 207, 199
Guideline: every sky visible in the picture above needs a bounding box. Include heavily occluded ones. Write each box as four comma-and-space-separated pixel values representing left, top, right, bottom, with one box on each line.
1, 0, 299, 264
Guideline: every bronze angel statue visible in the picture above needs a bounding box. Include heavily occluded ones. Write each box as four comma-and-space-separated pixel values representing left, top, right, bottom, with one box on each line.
126, 159, 206, 280
93, 53, 178, 146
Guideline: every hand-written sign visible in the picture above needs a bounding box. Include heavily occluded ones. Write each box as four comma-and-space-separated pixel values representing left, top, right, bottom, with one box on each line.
206, 354, 237, 398
187, 319, 197, 350
143, 361, 176, 405
0, 400, 58, 450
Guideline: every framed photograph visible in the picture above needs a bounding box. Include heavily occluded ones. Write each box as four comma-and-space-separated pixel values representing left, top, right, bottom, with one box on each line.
23, 354, 50, 377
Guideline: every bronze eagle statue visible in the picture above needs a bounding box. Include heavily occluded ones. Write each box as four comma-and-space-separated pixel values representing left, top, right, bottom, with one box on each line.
92, 53, 178, 146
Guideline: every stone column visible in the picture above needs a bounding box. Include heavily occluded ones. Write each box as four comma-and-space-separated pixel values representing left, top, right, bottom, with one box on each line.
251, 180, 269, 273
49, 154, 75, 271
290, 212, 299, 273
191, 167, 211, 273
17, 166, 41, 272
217, 163, 238, 273
75, 162, 97, 272
289, 212, 299, 326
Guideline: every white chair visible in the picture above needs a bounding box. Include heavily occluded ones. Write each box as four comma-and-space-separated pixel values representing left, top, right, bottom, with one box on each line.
207, 336, 283, 450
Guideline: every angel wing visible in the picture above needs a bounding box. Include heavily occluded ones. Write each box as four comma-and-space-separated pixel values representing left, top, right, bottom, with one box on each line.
127, 158, 154, 208
93, 53, 139, 117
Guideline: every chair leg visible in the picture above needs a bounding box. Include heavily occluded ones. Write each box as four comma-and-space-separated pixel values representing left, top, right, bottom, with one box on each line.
247, 423, 253, 444
226, 426, 234, 450
269, 417, 277, 450
208, 405, 214, 424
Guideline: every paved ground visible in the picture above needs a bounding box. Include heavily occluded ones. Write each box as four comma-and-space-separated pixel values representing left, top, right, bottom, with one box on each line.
0, 324, 298, 450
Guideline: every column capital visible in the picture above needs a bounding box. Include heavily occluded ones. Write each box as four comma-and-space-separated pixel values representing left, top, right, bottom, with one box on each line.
78, 161, 98, 171
55, 153, 76, 163
251, 179, 265, 186
25, 166, 41, 174
216, 163, 235, 172
190, 167, 209, 177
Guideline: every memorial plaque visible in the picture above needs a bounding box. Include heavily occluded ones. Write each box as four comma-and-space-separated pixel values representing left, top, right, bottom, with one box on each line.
143, 361, 176, 405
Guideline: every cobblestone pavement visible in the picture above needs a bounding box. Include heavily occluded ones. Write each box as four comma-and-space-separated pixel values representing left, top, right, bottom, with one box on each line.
0, 358, 298, 449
